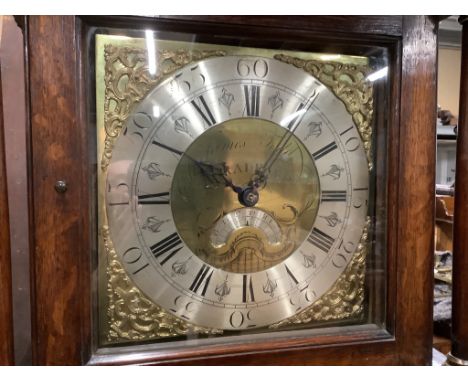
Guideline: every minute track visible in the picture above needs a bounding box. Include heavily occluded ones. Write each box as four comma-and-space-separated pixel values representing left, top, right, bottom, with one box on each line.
138, 192, 170, 205
321, 190, 347, 202
150, 232, 183, 259
312, 141, 338, 161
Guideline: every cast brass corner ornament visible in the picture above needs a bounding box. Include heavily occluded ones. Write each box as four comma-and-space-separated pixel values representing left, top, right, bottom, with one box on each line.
274, 54, 374, 170
99, 44, 373, 342
101, 46, 226, 342
101, 45, 226, 171
269, 217, 370, 329
103, 225, 221, 341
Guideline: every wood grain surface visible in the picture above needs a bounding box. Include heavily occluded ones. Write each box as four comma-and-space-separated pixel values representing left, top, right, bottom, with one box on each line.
25, 15, 437, 365
451, 16, 468, 362
0, 66, 15, 365
395, 16, 438, 365
148, 15, 403, 38
27, 16, 91, 365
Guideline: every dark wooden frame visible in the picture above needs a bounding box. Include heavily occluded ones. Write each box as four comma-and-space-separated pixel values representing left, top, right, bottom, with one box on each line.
450, 16, 468, 364
25, 15, 437, 365
0, 62, 15, 366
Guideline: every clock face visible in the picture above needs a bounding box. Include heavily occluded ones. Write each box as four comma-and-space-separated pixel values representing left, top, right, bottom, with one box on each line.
106, 55, 369, 330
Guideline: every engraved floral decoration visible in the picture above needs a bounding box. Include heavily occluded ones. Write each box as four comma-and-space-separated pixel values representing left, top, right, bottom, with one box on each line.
263, 273, 278, 297
142, 162, 170, 180
304, 121, 322, 140
214, 276, 231, 301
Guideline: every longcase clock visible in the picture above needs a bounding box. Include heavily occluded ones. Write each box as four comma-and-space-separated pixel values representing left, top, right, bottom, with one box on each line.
24, 15, 437, 365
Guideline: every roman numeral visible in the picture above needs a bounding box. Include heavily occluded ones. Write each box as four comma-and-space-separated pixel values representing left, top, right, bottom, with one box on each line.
189, 264, 213, 296
151, 140, 184, 156
138, 192, 170, 205
108, 201, 129, 206
191, 95, 216, 126
287, 103, 305, 130
340, 125, 354, 136
244, 85, 260, 117
242, 275, 255, 303
307, 227, 335, 253
321, 190, 347, 202
312, 141, 338, 161
285, 265, 299, 285
132, 263, 150, 275
150, 233, 183, 265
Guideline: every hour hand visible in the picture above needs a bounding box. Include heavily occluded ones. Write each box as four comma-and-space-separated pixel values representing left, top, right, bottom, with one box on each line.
194, 160, 242, 194
194, 160, 224, 183
250, 167, 268, 189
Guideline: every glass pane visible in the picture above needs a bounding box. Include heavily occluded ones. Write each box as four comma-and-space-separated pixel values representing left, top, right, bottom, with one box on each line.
86, 23, 390, 351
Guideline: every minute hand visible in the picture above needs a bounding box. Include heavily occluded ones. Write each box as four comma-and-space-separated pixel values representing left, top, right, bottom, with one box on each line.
152, 140, 241, 193
182, 153, 242, 194
193, 159, 242, 194
253, 89, 320, 187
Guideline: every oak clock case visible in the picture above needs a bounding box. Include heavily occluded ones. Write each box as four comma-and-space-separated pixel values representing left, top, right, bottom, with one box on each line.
94, 32, 387, 348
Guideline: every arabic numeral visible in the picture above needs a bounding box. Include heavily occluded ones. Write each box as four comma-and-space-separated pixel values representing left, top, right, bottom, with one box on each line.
254, 59, 269, 78
107, 182, 129, 206
289, 285, 316, 312
339, 239, 355, 254
345, 136, 360, 152
229, 310, 256, 329
122, 247, 149, 275
237, 59, 250, 77
353, 198, 368, 209
170, 65, 207, 97
170, 296, 197, 320
332, 240, 355, 268
237, 59, 269, 78
170, 73, 191, 97
332, 253, 348, 269
229, 311, 244, 328
132, 112, 154, 129
353, 187, 368, 209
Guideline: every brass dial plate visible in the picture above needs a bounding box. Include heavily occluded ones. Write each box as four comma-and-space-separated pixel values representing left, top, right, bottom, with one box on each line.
105, 54, 369, 330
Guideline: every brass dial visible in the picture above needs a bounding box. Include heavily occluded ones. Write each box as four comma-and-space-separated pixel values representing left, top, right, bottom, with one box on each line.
105, 55, 369, 330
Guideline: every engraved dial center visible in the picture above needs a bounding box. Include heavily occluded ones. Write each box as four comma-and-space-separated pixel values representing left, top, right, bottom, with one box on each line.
171, 118, 321, 273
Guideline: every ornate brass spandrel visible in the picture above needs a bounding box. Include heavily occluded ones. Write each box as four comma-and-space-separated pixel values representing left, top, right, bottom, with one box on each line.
100, 44, 226, 343
274, 54, 374, 170
103, 226, 221, 342
270, 217, 371, 329
101, 46, 226, 171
